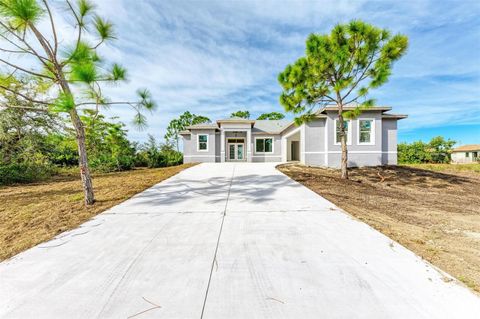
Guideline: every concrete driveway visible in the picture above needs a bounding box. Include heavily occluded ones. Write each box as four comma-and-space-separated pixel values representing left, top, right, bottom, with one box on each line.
1, 163, 479, 318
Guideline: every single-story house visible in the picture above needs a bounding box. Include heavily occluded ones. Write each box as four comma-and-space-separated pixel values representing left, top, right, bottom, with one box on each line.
180, 105, 407, 168
451, 144, 480, 164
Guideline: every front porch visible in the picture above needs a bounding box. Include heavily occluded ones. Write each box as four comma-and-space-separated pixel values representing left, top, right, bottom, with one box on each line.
220, 130, 251, 162
281, 125, 303, 163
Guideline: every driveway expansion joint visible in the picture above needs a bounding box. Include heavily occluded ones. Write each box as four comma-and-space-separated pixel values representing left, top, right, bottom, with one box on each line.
200, 164, 236, 319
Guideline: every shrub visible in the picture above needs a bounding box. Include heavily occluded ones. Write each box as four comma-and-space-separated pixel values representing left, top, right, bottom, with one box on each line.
46, 134, 79, 166
398, 136, 456, 164
0, 162, 57, 185
89, 154, 135, 173
136, 135, 183, 168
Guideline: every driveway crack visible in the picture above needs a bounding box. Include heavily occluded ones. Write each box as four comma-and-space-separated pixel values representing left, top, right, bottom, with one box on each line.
200, 164, 236, 319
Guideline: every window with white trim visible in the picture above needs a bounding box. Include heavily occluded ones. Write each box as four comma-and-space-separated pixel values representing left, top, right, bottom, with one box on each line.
358, 119, 374, 144
197, 134, 208, 151
335, 120, 351, 144
255, 137, 273, 153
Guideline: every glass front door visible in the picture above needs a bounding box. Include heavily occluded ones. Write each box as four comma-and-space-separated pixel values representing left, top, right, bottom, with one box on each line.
227, 143, 245, 161
237, 144, 244, 160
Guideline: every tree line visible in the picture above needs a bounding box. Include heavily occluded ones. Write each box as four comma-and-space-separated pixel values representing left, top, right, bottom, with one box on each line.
0, 107, 182, 185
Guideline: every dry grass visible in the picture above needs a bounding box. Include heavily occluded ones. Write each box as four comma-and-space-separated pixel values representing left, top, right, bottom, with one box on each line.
278, 164, 480, 293
405, 163, 480, 174
0, 164, 195, 261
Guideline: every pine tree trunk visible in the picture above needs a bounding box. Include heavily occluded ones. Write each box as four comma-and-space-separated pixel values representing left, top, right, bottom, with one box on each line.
28, 22, 96, 204
338, 111, 349, 180
341, 134, 348, 179
69, 108, 95, 205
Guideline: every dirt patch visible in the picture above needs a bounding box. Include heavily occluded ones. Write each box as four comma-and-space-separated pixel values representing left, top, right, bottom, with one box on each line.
278, 164, 480, 293
0, 164, 196, 261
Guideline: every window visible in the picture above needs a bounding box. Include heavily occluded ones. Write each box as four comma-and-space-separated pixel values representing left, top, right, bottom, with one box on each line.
227, 138, 244, 143
197, 134, 208, 151
358, 119, 374, 144
466, 152, 470, 158
255, 137, 273, 153
335, 120, 351, 145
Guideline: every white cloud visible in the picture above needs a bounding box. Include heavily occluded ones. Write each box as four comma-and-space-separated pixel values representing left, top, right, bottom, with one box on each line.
1, 0, 478, 143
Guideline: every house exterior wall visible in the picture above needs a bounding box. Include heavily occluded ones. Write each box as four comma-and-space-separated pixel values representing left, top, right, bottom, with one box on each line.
304, 119, 326, 166
323, 110, 383, 168
452, 151, 479, 163
182, 112, 402, 167
225, 131, 247, 138
382, 119, 398, 165
221, 123, 251, 130
182, 129, 218, 163
251, 134, 282, 162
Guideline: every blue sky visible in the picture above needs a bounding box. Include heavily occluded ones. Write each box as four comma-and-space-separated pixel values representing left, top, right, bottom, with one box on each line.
51, 0, 480, 144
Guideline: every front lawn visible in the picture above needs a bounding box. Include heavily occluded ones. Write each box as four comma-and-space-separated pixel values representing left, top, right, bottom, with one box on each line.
278, 164, 480, 293
0, 164, 195, 261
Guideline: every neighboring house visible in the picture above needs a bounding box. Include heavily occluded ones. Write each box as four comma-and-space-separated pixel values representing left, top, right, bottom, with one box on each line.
451, 145, 480, 164
180, 105, 407, 168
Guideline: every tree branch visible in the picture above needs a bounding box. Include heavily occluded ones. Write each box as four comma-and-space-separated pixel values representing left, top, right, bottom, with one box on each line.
340, 50, 378, 102
76, 101, 136, 107
42, 0, 58, 56
0, 46, 27, 54
0, 103, 48, 112
67, 0, 82, 48
0, 84, 51, 105
0, 58, 55, 80
59, 2, 84, 68
0, 33, 32, 53
0, 22, 53, 68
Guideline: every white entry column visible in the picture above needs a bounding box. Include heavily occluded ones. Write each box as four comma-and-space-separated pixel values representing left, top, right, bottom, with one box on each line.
246, 129, 252, 162
220, 129, 225, 162
281, 137, 287, 162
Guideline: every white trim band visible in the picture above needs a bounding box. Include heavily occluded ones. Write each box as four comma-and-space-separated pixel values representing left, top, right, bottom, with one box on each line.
303, 151, 397, 154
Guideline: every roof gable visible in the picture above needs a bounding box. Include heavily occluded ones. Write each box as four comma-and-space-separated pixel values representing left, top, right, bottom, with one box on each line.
253, 120, 292, 134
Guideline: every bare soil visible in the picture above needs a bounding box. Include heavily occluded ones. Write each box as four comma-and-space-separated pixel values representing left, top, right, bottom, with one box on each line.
0, 164, 195, 261
278, 164, 480, 292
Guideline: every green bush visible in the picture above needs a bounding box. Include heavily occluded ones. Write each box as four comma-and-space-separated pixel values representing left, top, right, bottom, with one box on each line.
89, 154, 135, 173
163, 150, 183, 166
0, 162, 57, 185
136, 135, 183, 168
46, 134, 79, 166
398, 136, 456, 164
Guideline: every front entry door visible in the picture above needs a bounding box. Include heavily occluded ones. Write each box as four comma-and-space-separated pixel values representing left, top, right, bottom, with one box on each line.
228, 143, 245, 161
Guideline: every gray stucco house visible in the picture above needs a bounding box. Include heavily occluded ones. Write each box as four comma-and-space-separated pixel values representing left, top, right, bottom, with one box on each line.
180, 106, 407, 167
